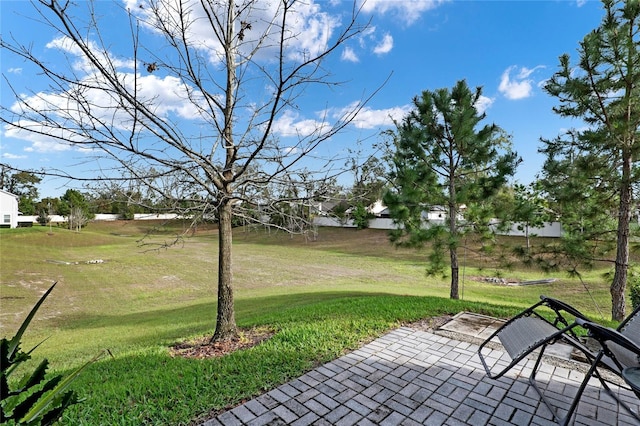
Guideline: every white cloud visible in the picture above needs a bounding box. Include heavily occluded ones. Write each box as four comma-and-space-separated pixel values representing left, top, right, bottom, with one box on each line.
126, 0, 341, 63
359, 26, 377, 48
272, 103, 409, 138
8, 33, 209, 150
47, 36, 134, 74
6, 67, 208, 153
333, 103, 411, 129
2, 152, 27, 159
498, 65, 544, 100
342, 46, 359, 63
373, 33, 393, 55
537, 78, 549, 89
7, 68, 22, 74
474, 95, 494, 114
286, 4, 341, 61
4, 120, 76, 153
517, 65, 544, 79
359, 0, 449, 26
271, 110, 327, 138
282, 146, 300, 156
134, 74, 204, 118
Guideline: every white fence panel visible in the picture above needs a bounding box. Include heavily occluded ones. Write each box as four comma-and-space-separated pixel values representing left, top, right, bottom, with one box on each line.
94, 214, 119, 221
313, 217, 355, 228
501, 221, 562, 238
133, 213, 179, 220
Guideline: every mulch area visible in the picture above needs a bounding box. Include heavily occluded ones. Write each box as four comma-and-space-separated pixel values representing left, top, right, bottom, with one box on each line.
404, 314, 454, 332
170, 327, 276, 359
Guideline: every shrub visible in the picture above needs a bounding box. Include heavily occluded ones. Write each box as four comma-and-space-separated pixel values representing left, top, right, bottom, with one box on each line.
1, 283, 100, 425
351, 203, 374, 230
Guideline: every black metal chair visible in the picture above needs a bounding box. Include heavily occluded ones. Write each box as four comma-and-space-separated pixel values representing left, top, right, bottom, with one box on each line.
477, 296, 640, 425
571, 312, 640, 418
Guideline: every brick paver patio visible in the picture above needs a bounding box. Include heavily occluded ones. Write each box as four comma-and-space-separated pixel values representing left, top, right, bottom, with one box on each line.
202, 327, 639, 425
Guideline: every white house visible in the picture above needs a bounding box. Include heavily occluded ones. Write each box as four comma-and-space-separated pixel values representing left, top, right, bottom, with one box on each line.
0, 189, 20, 228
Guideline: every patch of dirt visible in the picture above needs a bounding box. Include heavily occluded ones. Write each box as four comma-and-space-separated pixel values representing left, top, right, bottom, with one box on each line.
405, 314, 454, 331
170, 327, 275, 359
467, 275, 514, 285
467, 275, 558, 286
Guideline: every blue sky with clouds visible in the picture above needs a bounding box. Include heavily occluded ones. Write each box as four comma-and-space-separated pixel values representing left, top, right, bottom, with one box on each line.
1, 0, 603, 198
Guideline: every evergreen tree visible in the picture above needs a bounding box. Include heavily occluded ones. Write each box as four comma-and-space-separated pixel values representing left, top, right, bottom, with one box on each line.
384, 80, 519, 299
0, 170, 42, 214
541, 0, 640, 320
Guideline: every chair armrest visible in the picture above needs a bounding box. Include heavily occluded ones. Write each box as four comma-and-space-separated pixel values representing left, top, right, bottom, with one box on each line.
576, 318, 640, 356
540, 295, 589, 320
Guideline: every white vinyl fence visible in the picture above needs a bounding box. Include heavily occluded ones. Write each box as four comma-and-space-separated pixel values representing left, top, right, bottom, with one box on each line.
16, 212, 562, 238
17, 212, 180, 225
312, 217, 562, 238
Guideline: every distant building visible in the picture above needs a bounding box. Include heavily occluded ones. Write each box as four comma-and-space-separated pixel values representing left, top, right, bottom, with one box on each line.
0, 189, 19, 228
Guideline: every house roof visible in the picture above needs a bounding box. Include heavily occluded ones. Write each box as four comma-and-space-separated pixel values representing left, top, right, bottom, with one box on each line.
0, 189, 19, 199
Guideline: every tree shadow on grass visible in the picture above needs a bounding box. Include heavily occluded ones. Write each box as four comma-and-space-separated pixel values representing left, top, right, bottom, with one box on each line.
47, 293, 520, 425
48, 291, 513, 337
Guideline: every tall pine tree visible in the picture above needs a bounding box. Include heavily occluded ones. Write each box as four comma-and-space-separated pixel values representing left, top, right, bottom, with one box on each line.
541, 0, 640, 320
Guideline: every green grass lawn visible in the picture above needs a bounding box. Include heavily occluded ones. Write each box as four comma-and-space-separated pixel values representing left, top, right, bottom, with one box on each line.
0, 222, 623, 425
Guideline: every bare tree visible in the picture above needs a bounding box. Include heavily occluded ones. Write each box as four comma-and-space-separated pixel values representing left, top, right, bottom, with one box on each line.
68, 206, 89, 232
1, 0, 376, 341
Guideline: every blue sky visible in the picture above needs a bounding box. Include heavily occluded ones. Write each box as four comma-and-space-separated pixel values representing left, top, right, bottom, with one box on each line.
1, 0, 604, 199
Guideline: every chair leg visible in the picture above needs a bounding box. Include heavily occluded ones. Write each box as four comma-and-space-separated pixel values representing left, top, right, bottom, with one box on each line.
529, 350, 640, 425
528, 344, 574, 426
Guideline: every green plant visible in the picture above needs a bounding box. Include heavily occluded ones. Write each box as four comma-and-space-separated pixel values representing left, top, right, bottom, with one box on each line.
1, 282, 99, 425
351, 203, 374, 230
629, 270, 640, 311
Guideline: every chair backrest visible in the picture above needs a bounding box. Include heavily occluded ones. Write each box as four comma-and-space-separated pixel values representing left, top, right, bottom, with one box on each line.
611, 305, 640, 369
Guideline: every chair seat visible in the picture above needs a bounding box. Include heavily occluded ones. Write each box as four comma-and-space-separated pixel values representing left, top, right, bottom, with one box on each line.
497, 315, 562, 360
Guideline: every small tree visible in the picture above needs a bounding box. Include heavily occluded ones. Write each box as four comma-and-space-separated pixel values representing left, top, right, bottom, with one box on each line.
384, 80, 519, 299
68, 206, 89, 232
350, 156, 387, 207
351, 203, 374, 229
18, 197, 36, 216
496, 182, 550, 255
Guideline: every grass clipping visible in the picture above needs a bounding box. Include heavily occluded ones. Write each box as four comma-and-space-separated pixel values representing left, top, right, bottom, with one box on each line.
170, 327, 275, 359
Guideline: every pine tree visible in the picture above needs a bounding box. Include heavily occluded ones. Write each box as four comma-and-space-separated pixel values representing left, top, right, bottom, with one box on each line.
541, 0, 640, 320
384, 80, 519, 299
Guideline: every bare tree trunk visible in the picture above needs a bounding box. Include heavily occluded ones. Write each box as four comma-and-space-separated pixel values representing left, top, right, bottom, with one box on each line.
212, 198, 237, 341
448, 177, 459, 299
611, 154, 632, 321
450, 248, 459, 300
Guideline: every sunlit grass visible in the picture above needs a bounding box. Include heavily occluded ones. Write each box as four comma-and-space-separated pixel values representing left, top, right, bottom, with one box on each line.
0, 222, 624, 424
